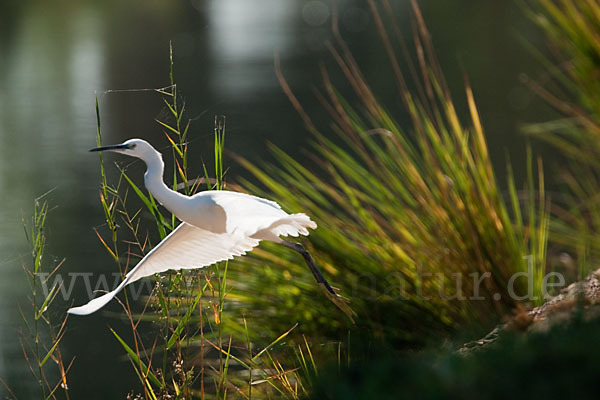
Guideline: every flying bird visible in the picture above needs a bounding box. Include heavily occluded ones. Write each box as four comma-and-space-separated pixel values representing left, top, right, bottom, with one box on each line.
67, 138, 354, 321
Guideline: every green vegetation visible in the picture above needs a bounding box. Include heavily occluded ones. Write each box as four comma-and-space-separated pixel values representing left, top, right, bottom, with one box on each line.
14, 195, 71, 399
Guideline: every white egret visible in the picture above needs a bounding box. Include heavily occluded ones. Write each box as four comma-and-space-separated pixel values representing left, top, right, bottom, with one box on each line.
67, 138, 354, 320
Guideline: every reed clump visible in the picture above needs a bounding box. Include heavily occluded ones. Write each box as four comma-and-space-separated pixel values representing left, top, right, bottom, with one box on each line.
231, 0, 549, 348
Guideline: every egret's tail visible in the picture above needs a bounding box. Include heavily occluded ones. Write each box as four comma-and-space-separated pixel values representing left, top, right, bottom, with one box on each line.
253, 213, 317, 241
281, 213, 317, 236
67, 277, 130, 316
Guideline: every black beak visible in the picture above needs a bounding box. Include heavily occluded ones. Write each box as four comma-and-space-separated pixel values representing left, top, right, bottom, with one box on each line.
89, 144, 128, 152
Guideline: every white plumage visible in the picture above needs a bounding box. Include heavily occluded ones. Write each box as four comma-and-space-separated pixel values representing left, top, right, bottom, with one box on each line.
68, 139, 353, 320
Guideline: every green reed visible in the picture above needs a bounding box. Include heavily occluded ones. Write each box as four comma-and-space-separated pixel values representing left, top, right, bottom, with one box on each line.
13, 196, 71, 399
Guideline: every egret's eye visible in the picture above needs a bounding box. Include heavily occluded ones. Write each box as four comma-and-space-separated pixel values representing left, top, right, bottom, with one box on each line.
128, 143, 137, 149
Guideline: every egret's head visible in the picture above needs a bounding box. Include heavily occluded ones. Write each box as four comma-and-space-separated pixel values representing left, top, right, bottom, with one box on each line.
90, 138, 157, 160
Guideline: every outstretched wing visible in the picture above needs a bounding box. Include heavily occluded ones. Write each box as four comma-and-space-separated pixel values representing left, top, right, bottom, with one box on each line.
68, 222, 260, 316
126, 222, 260, 283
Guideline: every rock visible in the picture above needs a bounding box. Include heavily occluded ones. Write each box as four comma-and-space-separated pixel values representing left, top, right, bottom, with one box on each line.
458, 267, 600, 354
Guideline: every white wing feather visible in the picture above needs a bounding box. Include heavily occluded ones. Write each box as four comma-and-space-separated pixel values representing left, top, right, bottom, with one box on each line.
127, 222, 259, 283
67, 222, 259, 315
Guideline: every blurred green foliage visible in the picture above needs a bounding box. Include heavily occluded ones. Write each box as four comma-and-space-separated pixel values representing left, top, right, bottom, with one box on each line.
525, 0, 600, 276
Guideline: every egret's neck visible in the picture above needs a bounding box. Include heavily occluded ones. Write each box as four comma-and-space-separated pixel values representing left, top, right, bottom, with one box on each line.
142, 151, 190, 219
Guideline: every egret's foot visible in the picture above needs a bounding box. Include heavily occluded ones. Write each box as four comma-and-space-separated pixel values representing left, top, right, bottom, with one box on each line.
319, 283, 356, 324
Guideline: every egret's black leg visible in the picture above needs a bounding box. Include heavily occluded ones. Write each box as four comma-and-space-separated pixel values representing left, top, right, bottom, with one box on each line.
281, 241, 336, 295
281, 240, 356, 323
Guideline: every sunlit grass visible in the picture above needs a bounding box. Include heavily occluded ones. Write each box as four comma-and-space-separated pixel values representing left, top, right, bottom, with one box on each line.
229, 0, 550, 351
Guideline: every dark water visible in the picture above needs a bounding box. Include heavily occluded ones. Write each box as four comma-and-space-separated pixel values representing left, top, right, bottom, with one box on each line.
0, 0, 554, 397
